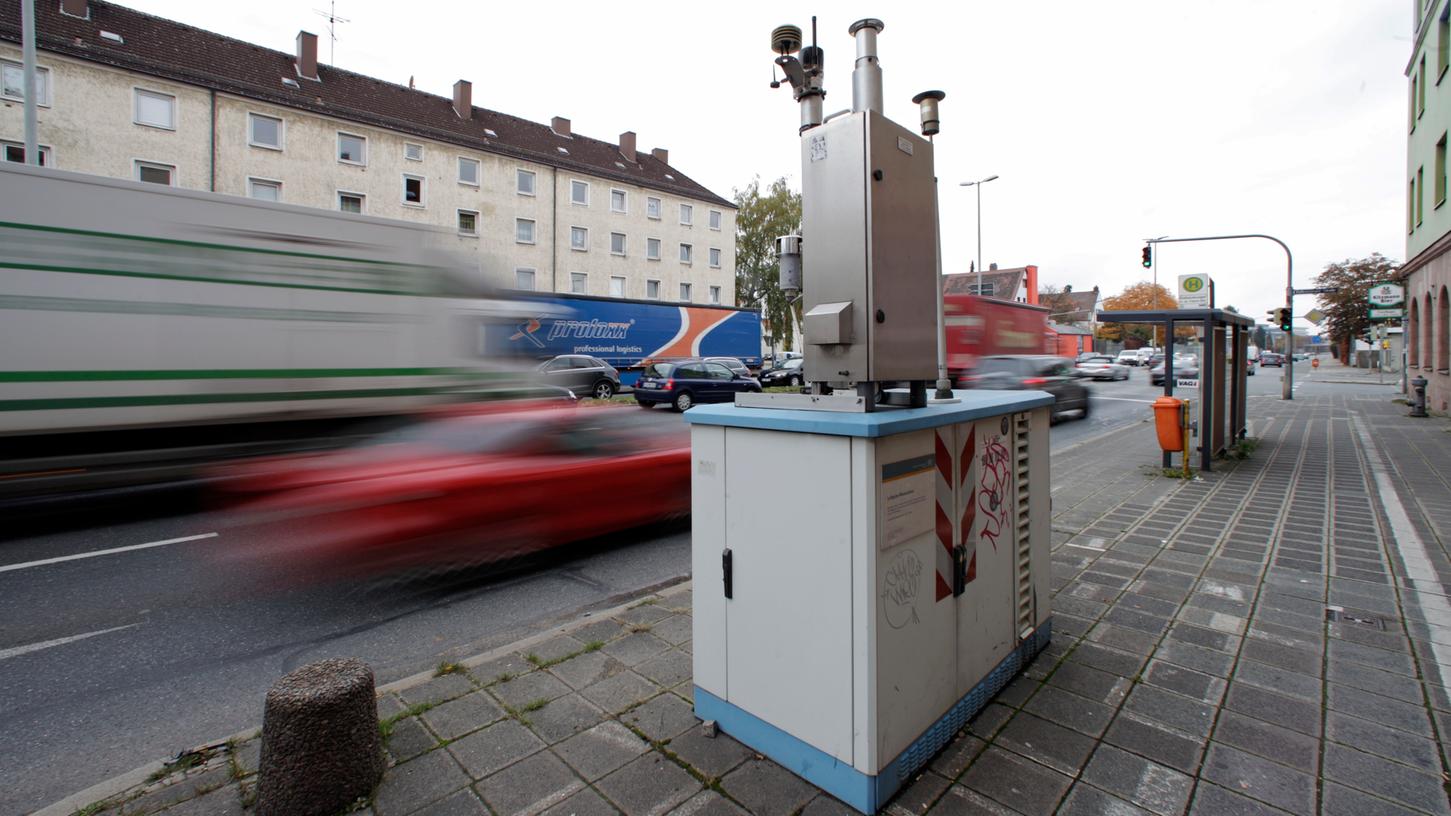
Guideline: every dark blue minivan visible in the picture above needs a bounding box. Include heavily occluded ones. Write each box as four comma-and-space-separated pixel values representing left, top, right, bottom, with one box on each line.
634, 359, 762, 411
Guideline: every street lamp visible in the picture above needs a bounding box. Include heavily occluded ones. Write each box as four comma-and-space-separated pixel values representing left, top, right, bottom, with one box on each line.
960, 175, 999, 296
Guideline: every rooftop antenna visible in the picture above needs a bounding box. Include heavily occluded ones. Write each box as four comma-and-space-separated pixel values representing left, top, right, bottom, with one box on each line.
312, 1, 350, 65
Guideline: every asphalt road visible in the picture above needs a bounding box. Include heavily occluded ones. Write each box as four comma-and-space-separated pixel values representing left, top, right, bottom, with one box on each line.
0, 370, 1288, 815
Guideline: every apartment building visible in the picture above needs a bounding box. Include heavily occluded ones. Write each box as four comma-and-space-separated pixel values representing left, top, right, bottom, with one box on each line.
0, 0, 737, 305
1404, 0, 1451, 408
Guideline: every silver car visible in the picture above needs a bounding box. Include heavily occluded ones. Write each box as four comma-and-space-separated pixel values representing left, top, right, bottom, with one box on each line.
1075, 355, 1129, 381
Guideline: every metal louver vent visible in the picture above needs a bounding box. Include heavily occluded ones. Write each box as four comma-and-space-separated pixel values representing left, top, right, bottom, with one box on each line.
1014, 412, 1033, 639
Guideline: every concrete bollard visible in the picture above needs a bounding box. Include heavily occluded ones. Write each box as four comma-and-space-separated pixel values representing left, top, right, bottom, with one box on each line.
256, 658, 385, 816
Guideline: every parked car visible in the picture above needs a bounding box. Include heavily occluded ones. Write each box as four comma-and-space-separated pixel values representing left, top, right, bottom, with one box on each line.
964, 355, 1090, 422
209, 404, 690, 583
1260, 352, 1284, 367
769, 351, 803, 368
536, 355, 622, 399
1115, 350, 1142, 367
761, 356, 806, 387
1150, 357, 1201, 386
706, 356, 753, 378
634, 358, 762, 411
1074, 355, 1129, 381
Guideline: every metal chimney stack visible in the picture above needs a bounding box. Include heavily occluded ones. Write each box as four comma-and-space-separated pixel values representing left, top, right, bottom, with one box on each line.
849, 18, 884, 115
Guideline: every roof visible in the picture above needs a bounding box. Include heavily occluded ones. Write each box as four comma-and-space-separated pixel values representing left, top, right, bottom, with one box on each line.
1058, 289, 1099, 318
1048, 323, 1093, 335
942, 268, 1026, 298
1096, 308, 1255, 328
0, 1, 734, 209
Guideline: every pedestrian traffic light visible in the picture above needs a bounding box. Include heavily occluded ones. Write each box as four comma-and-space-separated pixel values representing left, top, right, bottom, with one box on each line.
1141, 245, 1152, 268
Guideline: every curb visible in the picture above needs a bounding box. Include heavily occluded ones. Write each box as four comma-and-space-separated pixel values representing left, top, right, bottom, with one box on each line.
34, 577, 692, 816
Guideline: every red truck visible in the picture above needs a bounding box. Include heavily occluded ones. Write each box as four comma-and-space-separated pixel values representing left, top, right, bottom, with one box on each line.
943, 295, 1054, 384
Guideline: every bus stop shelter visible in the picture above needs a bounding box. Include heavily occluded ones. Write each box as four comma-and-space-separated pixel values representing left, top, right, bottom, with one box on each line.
1096, 308, 1254, 472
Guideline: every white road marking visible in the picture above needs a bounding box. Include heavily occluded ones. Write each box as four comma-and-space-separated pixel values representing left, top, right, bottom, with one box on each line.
1352, 414, 1451, 686
0, 624, 140, 661
0, 532, 218, 574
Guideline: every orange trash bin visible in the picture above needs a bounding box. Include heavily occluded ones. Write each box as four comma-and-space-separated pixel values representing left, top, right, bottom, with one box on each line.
1153, 397, 1186, 451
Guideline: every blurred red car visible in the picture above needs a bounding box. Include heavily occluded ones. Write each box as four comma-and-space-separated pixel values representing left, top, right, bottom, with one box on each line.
210, 403, 689, 581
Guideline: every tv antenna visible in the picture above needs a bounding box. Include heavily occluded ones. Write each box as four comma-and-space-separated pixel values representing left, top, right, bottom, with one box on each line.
313, 2, 350, 65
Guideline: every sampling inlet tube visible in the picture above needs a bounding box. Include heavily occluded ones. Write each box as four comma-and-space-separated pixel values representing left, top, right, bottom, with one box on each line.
849, 18, 884, 115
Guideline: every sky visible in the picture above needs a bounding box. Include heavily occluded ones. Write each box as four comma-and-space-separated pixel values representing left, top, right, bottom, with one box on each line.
122, 0, 1412, 333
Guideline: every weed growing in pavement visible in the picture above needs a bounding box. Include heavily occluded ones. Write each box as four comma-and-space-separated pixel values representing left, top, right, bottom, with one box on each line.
628, 623, 653, 634
1160, 468, 1197, 479
1225, 437, 1260, 460
378, 701, 439, 739
523, 652, 544, 667
501, 704, 532, 725
491, 672, 515, 685
434, 660, 466, 677
584, 641, 605, 652
73, 803, 105, 816
145, 748, 211, 783
521, 698, 549, 713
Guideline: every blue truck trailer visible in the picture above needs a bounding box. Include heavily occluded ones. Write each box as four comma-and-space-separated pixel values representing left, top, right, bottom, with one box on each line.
489, 293, 763, 385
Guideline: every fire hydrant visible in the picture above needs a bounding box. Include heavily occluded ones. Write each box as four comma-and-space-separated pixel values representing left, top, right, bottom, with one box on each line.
1411, 376, 1429, 418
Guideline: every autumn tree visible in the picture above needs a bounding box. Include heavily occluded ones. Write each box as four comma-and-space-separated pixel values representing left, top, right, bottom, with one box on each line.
1313, 253, 1400, 362
733, 177, 803, 350
1038, 284, 1076, 323
1096, 282, 1192, 344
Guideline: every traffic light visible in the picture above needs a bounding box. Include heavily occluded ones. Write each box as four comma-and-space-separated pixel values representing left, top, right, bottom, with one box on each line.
1141, 245, 1152, 268
1277, 307, 1292, 332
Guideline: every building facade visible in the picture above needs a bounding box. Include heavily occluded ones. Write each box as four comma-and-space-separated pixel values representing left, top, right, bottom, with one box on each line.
1404, 0, 1451, 409
0, 0, 737, 306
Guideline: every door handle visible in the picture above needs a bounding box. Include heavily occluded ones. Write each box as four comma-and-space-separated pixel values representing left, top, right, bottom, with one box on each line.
722, 548, 733, 599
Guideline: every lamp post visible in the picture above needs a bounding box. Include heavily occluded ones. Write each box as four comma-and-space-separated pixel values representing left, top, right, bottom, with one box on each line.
960, 175, 999, 295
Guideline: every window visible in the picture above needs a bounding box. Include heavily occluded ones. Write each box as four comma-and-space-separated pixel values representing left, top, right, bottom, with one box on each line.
610, 276, 626, 297
571, 226, 589, 251
338, 191, 364, 213
338, 132, 367, 165
458, 157, 480, 186
516, 218, 536, 244
1, 60, 49, 105
1438, 134, 1448, 207
709, 247, 721, 268
647, 238, 661, 260
709, 210, 722, 230
134, 89, 175, 130
1411, 175, 1419, 234
1440, 13, 1449, 79
247, 178, 281, 201
611, 232, 626, 256
134, 160, 174, 186
403, 174, 425, 206
968, 283, 995, 297
571, 272, 587, 294
515, 268, 536, 291
611, 189, 627, 213
404, 142, 424, 161
647, 280, 661, 299
647, 196, 661, 219
248, 113, 282, 150
517, 169, 536, 196
680, 203, 693, 225
457, 209, 479, 236
1419, 166, 1426, 225
680, 243, 693, 264
1413, 73, 1421, 132
1421, 55, 1429, 116
571, 179, 590, 205
709, 285, 721, 304
2, 141, 48, 165
679, 282, 693, 302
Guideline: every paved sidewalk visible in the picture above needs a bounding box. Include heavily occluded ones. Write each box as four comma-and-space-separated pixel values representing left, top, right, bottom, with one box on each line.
60, 390, 1451, 816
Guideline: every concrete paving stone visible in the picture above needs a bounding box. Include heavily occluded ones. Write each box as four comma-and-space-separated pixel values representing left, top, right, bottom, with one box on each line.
1056, 783, 1154, 816
525, 693, 609, 744
1055, 613, 1095, 639
492, 670, 575, 709
475, 654, 538, 686
1087, 623, 1162, 655
417, 788, 490, 815
1145, 660, 1226, 704
1223, 683, 1322, 738
1066, 642, 1147, 678
1122, 684, 1215, 738
1024, 685, 1117, 738
596, 751, 701, 816
1256, 592, 1323, 618
1200, 743, 1315, 816
554, 721, 651, 781
1166, 623, 1238, 654
995, 712, 1096, 776
1055, 595, 1109, 620
1209, 710, 1319, 774
402, 673, 479, 707
1231, 660, 1321, 703
1328, 638, 1418, 677
1152, 640, 1235, 679
424, 691, 508, 740
927, 733, 986, 780
120, 766, 234, 816
925, 784, 1019, 816
475, 750, 586, 816
885, 771, 952, 816
541, 786, 622, 816
1321, 782, 1431, 816
1245, 620, 1321, 654
527, 635, 589, 664
958, 745, 1072, 816
1140, 569, 1196, 590
1046, 660, 1131, 705
634, 649, 692, 690
378, 693, 408, 721
665, 727, 753, 779
650, 615, 693, 646
621, 690, 698, 742
992, 675, 1040, 709
582, 671, 662, 715
374, 747, 473, 816
155, 784, 243, 816
1176, 606, 1247, 636
602, 632, 673, 666
617, 602, 675, 626
1326, 710, 1442, 774
1099, 607, 1172, 637
231, 738, 261, 778
449, 718, 547, 780
667, 791, 748, 816
1079, 571, 1133, 590
388, 716, 441, 762
572, 618, 630, 645
1322, 742, 1451, 815
1067, 580, 1122, 604
1102, 712, 1205, 776
1326, 683, 1433, 737
1080, 744, 1192, 816
966, 702, 1015, 739
549, 651, 630, 691
1092, 560, 1144, 578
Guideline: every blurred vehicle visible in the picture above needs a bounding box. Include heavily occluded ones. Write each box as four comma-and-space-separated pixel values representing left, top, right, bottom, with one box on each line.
1115, 350, 1141, 367
1136, 348, 1157, 365
1246, 358, 1256, 376
634, 358, 762, 411
1145, 353, 1166, 369
1292, 353, 1309, 362
211, 404, 689, 581
1247, 345, 1261, 363
943, 295, 1053, 382
1150, 357, 1201, 386
705, 357, 753, 378
537, 355, 621, 399
1260, 352, 1284, 367
1074, 355, 1129, 381
769, 351, 803, 368
761, 357, 806, 387
964, 355, 1089, 422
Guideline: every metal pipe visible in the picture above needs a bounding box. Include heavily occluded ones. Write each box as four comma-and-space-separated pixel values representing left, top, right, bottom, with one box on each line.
21, 0, 38, 166
822, 108, 852, 124
848, 19, 883, 115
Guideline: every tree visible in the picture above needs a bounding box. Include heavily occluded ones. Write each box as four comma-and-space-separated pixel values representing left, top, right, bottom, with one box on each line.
1096, 282, 1193, 344
1313, 253, 1400, 362
733, 177, 802, 350
1038, 284, 1076, 324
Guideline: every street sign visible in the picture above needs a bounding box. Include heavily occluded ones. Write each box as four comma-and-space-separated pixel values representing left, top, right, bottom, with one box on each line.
1175, 377, 1199, 388
1293, 287, 1340, 296
1369, 307, 1404, 320
1367, 282, 1405, 308
1178, 274, 1211, 308
1305, 308, 1325, 325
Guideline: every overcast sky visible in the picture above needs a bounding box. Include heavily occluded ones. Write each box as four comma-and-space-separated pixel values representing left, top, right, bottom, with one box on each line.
123, 0, 1410, 331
